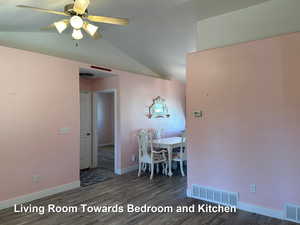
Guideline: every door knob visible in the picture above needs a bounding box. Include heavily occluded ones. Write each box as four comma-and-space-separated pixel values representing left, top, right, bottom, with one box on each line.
86, 133, 91, 136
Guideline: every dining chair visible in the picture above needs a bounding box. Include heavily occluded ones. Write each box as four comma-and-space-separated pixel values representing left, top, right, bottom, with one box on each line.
151, 128, 168, 174
154, 127, 168, 147
154, 128, 164, 139
137, 129, 168, 179
172, 131, 186, 176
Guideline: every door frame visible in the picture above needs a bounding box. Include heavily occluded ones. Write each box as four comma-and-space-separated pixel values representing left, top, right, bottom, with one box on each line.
92, 89, 118, 174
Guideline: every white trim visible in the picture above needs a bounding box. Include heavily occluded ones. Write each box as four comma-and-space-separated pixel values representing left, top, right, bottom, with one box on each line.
284, 203, 300, 223
238, 201, 283, 220
187, 188, 284, 222
98, 143, 114, 147
93, 89, 119, 174
115, 165, 138, 175
92, 92, 98, 168
0, 181, 80, 210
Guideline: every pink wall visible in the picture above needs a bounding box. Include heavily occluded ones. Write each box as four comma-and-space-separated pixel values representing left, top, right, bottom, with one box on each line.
118, 71, 186, 169
79, 77, 92, 91
0, 44, 185, 203
187, 32, 300, 210
91, 76, 119, 92
97, 93, 114, 146
0, 46, 80, 201
83, 71, 186, 171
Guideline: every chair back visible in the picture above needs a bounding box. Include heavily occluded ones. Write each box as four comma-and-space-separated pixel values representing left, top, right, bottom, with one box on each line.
138, 129, 152, 158
180, 131, 187, 158
154, 128, 164, 139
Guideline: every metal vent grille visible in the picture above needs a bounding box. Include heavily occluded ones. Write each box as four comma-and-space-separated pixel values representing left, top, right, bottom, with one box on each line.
207, 189, 214, 201
191, 184, 238, 207
286, 204, 300, 223
200, 187, 207, 199
221, 192, 229, 205
213, 191, 221, 202
229, 193, 238, 206
192, 185, 199, 197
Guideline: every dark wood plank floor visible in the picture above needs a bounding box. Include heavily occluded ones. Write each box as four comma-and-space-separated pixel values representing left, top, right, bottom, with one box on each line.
0, 172, 297, 225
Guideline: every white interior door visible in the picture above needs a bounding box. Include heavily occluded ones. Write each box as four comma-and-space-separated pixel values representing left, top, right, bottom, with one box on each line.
80, 92, 92, 170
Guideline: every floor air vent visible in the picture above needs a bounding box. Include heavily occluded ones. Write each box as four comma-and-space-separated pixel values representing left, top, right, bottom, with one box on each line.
191, 184, 238, 207
285, 204, 300, 223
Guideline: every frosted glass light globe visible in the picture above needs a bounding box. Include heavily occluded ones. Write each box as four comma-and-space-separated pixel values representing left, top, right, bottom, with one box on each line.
72, 29, 83, 40
70, 16, 83, 29
54, 21, 68, 34
86, 23, 98, 36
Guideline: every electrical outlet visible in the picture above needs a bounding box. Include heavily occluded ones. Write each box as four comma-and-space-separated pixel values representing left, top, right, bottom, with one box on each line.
33, 175, 40, 184
250, 184, 256, 193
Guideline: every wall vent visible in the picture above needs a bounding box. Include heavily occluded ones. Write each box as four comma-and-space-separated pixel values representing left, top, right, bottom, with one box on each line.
285, 203, 300, 223
191, 184, 238, 207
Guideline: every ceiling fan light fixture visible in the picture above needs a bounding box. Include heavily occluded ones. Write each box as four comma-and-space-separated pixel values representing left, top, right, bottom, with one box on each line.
70, 15, 84, 29
72, 29, 83, 40
86, 23, 98, 36
54, 21, 68, 34
17, 3, 129, 42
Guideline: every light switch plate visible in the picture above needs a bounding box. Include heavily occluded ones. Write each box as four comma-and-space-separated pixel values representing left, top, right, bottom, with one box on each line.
193, 111, 203, 119
250, 184, 256, 193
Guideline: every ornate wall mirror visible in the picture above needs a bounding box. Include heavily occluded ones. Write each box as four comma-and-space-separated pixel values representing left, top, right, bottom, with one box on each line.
148, 96, 170, 118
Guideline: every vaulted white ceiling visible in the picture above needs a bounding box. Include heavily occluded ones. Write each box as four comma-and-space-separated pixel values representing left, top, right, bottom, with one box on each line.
0, 0, 269, 80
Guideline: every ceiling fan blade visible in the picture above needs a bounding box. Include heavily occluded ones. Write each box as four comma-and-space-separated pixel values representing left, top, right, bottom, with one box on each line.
17, 5, 68, 16
92, 31, 102, 40
40, 24, 55, 31
73, 0, 90, 14
87, 15, 129, 26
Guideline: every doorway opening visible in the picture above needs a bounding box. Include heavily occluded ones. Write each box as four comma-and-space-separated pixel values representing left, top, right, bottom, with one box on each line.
79, 66, 119, 186
96, 91, 115, 174
80, 89, 117, 187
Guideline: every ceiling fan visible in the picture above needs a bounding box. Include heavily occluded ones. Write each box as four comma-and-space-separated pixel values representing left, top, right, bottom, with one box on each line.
17, 0, 129, 40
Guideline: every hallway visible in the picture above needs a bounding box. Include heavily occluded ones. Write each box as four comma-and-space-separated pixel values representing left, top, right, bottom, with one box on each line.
80, 146, 115, 187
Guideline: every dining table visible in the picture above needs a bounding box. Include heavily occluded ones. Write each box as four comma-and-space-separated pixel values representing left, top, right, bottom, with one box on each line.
152, 136, 186, 177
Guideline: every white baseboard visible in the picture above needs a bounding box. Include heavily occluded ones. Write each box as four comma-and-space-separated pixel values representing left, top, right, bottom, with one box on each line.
0, 181, 80, 210
98, 143, 114, 147
115, 165, 138, 175
238, 201, 283, 220
186, 188, 284, 222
